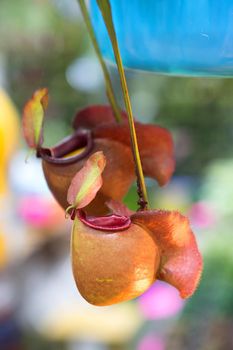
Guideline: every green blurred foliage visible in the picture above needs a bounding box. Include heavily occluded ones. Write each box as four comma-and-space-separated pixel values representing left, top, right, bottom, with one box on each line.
157, 77, 233, 176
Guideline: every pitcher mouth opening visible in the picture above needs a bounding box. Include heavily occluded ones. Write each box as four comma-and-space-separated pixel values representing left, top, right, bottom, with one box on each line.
37, 130, 93, 165
76, 209, 131, 232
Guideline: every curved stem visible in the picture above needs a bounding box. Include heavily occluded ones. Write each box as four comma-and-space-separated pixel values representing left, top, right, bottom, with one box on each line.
77, 0, 122, 123
96, 0, 149, 210
65, 205, 76, 219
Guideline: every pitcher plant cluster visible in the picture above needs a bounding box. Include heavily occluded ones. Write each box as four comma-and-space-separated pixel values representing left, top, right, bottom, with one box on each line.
22, 0, 202, 306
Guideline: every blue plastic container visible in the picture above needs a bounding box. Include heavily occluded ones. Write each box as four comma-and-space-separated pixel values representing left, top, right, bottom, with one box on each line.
90, 0, 233, 77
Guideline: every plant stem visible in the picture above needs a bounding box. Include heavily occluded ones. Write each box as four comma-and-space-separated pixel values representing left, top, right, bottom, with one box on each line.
77, 0, 122, 123
96, 0, 149, 210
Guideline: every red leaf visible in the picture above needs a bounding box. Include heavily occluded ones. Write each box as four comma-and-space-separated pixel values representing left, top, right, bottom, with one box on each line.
72, 105, 127, 130
73, 105, 175, 186
67, 151, 106, 209
94, 122, 175, 186
22, 88, 48, 149
131, 210, 203, 298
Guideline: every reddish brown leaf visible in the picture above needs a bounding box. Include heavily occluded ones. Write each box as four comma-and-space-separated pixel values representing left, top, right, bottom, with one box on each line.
72, 105, 127, 130
131, 210, 203, 298
22, 88, 48, 149
73, 105, 175, 185
94, 122, 175, 186
67, 151, 106, 209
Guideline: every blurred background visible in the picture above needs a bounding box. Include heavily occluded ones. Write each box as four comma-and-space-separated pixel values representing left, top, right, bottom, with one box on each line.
1, 0, 233, 349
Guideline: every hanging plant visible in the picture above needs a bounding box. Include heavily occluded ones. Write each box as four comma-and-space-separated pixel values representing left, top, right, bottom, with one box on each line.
22, 0, 203, 306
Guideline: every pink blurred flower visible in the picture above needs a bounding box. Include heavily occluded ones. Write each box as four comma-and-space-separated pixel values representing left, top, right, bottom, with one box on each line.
189, 201, 216, 228
138, 281, 184, 319
137, 334, 165, 350
18, 195, 64, 229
